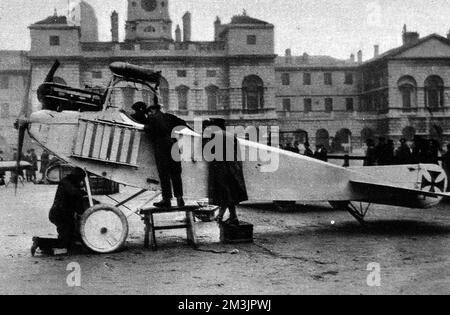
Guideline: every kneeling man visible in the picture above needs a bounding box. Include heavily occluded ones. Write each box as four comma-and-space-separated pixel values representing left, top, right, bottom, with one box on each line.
31, 167, 87, 256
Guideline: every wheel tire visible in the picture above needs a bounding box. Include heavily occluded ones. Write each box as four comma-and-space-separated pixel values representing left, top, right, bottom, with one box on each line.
80, 204, 129, 254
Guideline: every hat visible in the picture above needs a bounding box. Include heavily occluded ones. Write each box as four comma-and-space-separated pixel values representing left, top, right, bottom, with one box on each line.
132, 102, 147, 112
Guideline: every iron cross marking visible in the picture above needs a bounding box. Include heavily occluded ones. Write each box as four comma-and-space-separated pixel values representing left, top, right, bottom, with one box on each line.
421, 170, 446, 193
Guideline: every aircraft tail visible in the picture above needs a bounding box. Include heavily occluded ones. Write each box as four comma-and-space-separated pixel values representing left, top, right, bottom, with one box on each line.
349, 164, 449, 208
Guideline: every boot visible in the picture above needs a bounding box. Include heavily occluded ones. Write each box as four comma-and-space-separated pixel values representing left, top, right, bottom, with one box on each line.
31, 237, 39, 257
224, 217, 240, 226
177, 198, 185, 208
154, 199, 171, 208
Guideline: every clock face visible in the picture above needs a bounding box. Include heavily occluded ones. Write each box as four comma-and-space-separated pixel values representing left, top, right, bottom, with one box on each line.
141, 0, 157, 12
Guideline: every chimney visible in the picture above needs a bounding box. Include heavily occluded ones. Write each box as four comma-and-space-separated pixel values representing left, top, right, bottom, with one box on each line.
111, 11, 119, 42
183, 12, 192, 42
350, 53, 355, 63
285, 48, 292, 64
175, 25, 182, 42
214, 16, 221, 41
357, 50, 363, 63
402, 25, 420, 45
374, 45, 380, 58
302, 52, 309, 63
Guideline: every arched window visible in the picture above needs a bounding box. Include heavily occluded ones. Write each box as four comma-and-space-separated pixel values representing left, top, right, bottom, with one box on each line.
398, 76, 417, 109
425, 75, 444, 108
176, 85, 189, 111
53, 76, 67, 85
159, 77, 170, 109
316, 129, 330, 150
332, 129, 352, 153
205, 85, 219, 111
242, 75, 264, 111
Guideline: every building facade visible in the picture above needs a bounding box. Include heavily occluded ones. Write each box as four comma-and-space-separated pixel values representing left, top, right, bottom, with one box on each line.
0, 51, 29, 158
1, 0, 450, 156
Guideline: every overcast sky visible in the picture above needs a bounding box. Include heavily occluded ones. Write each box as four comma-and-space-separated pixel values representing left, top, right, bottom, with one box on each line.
0, 0, 449, 60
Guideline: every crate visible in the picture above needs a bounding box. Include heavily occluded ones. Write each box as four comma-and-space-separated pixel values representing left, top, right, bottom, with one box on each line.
220, 221, 253, 244
194, 206, 219, 222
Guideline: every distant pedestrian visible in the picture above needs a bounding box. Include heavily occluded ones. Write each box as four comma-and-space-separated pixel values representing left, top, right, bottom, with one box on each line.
423, 139, 440, 165
303, 142, 314, 158
0, 151, 5, 186
364, 139, 377, 166
30, 149, 38, 182
40, 150, 50, 182
386, 140, 396, 165
442, 144, 450, 190
284, 142, 295, 153
342, 154, 350, 167
314, 144, 328, 162
12, 148, 25, 183
395, 138, 413, 165
412, 136, 426, 163
375, 137, 390, 165
25, 150, 32, 182
292, 141, 300, 154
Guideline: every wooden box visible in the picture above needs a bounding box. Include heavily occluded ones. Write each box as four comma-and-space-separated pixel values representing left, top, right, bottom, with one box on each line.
220, 221, 253, 244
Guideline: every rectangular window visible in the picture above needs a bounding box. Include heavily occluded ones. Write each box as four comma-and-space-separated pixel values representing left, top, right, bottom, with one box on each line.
1, 103, 9, 118
282, 99, 291, 112
177, 88, 189, 110
304, 98, 312, 113
346, 98, 354, 111
345, 72, 354, 85
247, 35, 257, 45
92, 71, 103, 79
177, 70, 187, 78
325, 98, 333, 112
49, 36, 60, 46
324, 73, 332, 85
281, 73, 290, 86
0, 76, 9, 89
303, 73, 311, 85
206, 70, 217, 78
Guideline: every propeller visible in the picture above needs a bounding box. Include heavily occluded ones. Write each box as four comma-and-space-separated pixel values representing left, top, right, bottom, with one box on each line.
13, 64, 33, 194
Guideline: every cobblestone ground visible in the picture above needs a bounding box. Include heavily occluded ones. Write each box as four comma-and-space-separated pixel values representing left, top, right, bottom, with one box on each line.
0, 183, 449, 295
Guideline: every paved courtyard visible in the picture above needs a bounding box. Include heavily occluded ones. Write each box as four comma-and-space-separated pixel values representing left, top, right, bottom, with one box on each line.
0, 183, 449, 295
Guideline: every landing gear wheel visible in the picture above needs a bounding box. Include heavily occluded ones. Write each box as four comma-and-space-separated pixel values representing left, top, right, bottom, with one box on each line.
80, 204, 129, 254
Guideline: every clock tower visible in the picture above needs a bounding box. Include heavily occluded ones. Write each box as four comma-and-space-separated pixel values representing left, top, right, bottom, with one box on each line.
125, 0, 172, 41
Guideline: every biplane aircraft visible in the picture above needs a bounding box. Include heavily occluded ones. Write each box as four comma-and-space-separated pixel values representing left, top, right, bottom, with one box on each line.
12, 61, 450, 253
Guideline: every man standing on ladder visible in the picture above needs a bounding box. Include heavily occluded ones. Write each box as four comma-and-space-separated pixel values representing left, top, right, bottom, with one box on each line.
146, 95, 187, 208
